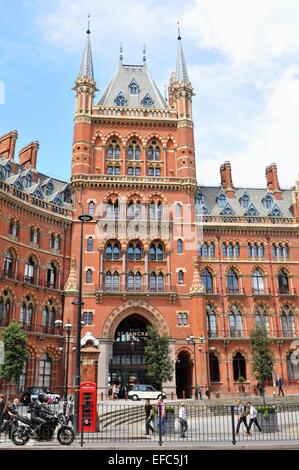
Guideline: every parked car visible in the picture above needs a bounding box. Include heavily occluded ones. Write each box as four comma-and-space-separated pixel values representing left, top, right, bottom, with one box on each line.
20, 387, 61, 404
128, 384, 166, 401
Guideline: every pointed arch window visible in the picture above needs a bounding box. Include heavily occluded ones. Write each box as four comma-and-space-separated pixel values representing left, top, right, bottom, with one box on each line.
9, 219, 19, 238
253, 269, 264, 294
227, 269, 239, 294
229, 304, 243, 337
178, 270, 184, 284
42, 301, 56, 334
4, 249, 14, 278
0, 290, 12, 327
87, 237, 93, 252
209, 352, 220, 382
20, 296, 34, 329
206, 304, 217, 337
240, 193, 250, 210
177, 239, 183, 254
115, 92, 127, 106
150, 241, 164, 261
38, 353, 52, 387
217, 193, 227, 208
255, 304, 269, 333
105, 271, 112, 291
129, 80, 138, 95
278, 269, 289, 294
263, 194, 273, 210
281, 305, 295, 337
47, 262, 57, 289
202, 269, 213, 294
24, 257, 36, 284
141, 93, 154, 107
233, 352, 246, 381
86, 269, 93, 283
88, 201, 95, 216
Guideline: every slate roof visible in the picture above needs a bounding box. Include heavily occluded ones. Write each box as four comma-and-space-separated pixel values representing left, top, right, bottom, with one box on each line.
98, 63, 168, 109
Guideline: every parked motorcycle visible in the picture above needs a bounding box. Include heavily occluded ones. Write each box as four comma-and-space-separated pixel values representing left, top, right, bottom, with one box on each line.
10, 411, 75, 446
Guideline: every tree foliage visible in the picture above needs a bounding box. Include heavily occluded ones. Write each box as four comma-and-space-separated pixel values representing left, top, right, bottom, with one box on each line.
250, 325, 274, 383
144, 326, 174, 389
1, 322, 27, 383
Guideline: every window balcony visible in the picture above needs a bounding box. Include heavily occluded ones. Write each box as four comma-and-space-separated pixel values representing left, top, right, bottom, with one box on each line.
277, 288, 296, 297
18, 321, 62, 335
252, 287, 271, 297
226, 287, 245, 296
0, 269, 15, 280
96, 284, 177, 295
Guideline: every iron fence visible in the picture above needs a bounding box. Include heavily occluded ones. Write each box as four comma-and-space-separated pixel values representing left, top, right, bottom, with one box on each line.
1, 402, 299, 446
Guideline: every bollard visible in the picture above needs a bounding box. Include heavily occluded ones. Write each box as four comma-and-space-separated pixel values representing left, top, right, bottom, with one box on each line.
171, 392, 174, 400
182, 390, 186, 399
125, 392, 128, 400
230, 405, 236, 445
100, 392, 103, 401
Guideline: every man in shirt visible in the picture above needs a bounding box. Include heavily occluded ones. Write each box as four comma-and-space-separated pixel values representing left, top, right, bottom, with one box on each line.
157, 397, 166, 435
247, 401, 262, 432
235, 400, 250, 435
179, 403, 188, 438
144, 400, 154, 435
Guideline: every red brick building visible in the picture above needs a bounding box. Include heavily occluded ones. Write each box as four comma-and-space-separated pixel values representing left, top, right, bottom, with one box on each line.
1, 27, 299, 399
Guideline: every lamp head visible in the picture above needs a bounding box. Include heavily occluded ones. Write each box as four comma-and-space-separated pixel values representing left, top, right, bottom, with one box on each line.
78, 214, 93, 223
55, 319, 63, 329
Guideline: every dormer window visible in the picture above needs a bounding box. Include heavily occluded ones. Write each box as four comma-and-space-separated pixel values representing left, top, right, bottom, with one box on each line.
115, 92, 127, 107
217, 193, 227, 209
263, 194, 273, 210
23, 175, 32, 189
141, 93, 154, 108
129, 79, 138, 95
240, 193, 250, 210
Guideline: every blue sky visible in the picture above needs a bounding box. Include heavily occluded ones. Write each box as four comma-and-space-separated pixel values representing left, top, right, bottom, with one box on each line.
1, 0, 299, 188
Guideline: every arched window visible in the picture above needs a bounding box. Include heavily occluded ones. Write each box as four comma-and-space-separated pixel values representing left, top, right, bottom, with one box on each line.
228, 243, 234, 258
150, 272, 157, 291
38, 353, 52, 387
135, 272, 142, 291
209, 352, 220, 382
107, 140, 121, 159
227, 269, 239, 294
87, 237, 93, 252
248, 243, 252, 257
253, 243, 259, 258
229, 304, 243, 337
20, 296, 34, 329
234, 243, 240, 258
105, 242, 120, 260
177, 239, 183, 254
259, 244, 265, 258
206, 304, 217, 337
106, 200, 119, 219
253, 269, 264, 294
149, 241, 164, 261
129, 80, 138, 95
115, 92, 127, 106
47, 262, 57, 289
30, 227, 39, 245
217, 193, 227, 208
105, 243, 113, 260
127, 140, 141, 160
127, 202, 141, 220
113, 271, 119, 291
175, 204, 181, 218
127, 242, 142, 261
278, 243, 283, 257
263, 194, 273, 210
105, 271, 112, 291
178, 270, 184, 284
148, 166, 154, 176
254, 304, 269, 333
281, 305, 295, 337
42, 301, 56, 334
203, 243, 209, 257
88, 201, 95, 216
283, 244, 289, 258
86, 269, 93, 283
233, 353, 246, 381
9, 220, 19, 238
278, 269, 289, 294
157, 272, 164, 292
272, 243, 277, 257
127, 271, 142, 291
4, 249, 14, 278
155, 167, 161, 176
287, 351, 299, 380
240, 194, 250, 210
198, 243, 202, 257
148, 146, 154, 161
0, 290, 12, 327
24, 257, 36, 284
202, 269, 213, 294
51, 234, 60, 251
209, 243, 215, 257
222, 243, 227, 257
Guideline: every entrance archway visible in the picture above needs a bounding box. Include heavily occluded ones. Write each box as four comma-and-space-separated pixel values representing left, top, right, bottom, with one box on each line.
109, 314, 151, 389
176, 350, 192, 398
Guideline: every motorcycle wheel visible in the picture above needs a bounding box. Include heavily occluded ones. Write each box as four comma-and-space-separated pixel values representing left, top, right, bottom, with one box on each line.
57, 426, 75, 446
11, 428, 30, 446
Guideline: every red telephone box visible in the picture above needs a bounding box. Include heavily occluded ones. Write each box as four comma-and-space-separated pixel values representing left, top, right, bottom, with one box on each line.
79, 381, 97, 432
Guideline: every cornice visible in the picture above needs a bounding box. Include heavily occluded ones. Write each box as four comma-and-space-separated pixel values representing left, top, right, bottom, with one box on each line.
71, 174, 197, 193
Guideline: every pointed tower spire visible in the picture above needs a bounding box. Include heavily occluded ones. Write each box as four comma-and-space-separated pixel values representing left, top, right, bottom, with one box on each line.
176, 21, 189, 82
119, 42, 123, 64
143, 44, 146, 64
78, 14, 94, 80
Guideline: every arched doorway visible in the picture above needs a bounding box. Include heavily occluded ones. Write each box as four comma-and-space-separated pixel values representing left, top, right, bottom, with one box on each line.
109, 314, 151, 388
175, 351, 192, 398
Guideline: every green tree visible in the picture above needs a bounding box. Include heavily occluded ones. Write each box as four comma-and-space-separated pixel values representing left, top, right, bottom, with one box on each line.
144, 326, 174, 391
250, 325, 274, 404
1, 322, 27, 398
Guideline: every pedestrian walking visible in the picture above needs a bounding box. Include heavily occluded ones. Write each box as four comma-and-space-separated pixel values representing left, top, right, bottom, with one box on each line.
0, 394, 6, 441
235, 400, 250, 435
112, 384, 119, 400
179, 403, 188, 438
157, 397, 167, 435
144, 400, 154, 435
277, 375, 284, 396
247, 401, 262, 433
205, 385, 211, 399
66, 396, 74, 426
257, 380, 265, 398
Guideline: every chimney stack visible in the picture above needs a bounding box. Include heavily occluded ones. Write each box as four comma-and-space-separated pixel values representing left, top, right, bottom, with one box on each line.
220, 161, 235, 198
19, 141, 39, 170
0, 130, 18, 160
265, 163, 282, 199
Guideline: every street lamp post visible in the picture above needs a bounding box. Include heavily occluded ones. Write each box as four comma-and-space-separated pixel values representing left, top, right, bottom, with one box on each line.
186, 336, 198, 399
55, 319, 73, 415
74, 213, 93, 435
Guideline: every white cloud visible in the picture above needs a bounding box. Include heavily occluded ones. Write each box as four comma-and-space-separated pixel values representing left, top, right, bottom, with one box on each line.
33, 0, 299, 188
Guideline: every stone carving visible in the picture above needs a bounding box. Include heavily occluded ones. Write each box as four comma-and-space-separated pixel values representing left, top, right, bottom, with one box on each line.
190, 256, 205, 295
81, 331, 100, 348
64, 255, 78, 293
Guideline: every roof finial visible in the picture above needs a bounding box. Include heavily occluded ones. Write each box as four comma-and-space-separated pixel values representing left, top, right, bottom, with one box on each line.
177, 20, 181, 40
143, 44, 146, 63
119, 42, 123, 63
87, 14, 91, 34
164, 84, 168, 101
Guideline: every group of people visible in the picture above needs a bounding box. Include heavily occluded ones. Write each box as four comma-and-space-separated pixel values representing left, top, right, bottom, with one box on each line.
144, 398, 188, 438
256, 375, 285, 398
0, 395, 20, 439
108, 384, 128, 400
235, 400, 262, 435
